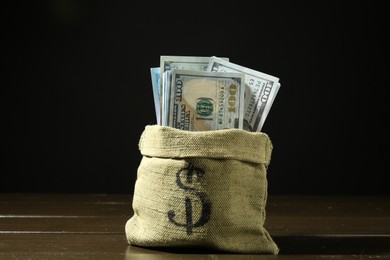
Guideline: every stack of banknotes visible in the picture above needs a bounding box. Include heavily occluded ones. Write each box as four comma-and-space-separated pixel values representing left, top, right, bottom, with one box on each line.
150, 56, 281, 132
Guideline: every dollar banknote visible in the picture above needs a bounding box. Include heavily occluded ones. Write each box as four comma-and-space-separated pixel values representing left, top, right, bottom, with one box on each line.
161, 70, 172, 126
159, 56, 229, 125
159, 56, 212, 125
150, 67, 161, 124
207, 56, 280, 132
160, 56, 218, 75
167, 69, 245, 131
160, 55, 230, 94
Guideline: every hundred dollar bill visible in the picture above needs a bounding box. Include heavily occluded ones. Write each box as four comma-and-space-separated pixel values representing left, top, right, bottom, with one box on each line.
207, 56, 280, 132
160, 55, 230, 92
159, 55, 229, 126
150, 67, 161, 124
160, 56, 219, 74
160, 56, 213, 125
167, 69, 245, 131
161, 69, 172, 126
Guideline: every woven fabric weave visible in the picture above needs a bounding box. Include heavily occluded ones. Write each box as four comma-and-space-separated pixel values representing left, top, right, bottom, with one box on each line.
125, 125, 279, 254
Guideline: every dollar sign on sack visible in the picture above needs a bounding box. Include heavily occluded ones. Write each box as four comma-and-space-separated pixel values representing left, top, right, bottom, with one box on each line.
168, 162, 211, 235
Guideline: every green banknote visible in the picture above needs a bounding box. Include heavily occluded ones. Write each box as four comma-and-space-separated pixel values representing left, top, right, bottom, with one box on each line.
167, 69, 245, 131
150, 67, 161, 124
159, 56, 229, 126
207, 56, 280, 132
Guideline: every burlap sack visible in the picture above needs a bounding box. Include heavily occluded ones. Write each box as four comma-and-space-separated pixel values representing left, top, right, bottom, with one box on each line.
125, 125, 279, 254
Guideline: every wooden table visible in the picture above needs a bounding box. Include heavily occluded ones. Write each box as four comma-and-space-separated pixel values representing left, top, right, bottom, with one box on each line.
0, 194, 389, 259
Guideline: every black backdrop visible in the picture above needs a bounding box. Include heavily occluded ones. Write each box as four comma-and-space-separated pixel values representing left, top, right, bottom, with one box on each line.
2, 1, 388, 195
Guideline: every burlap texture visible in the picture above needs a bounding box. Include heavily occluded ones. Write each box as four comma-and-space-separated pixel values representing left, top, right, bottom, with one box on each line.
125, 125, 279, 254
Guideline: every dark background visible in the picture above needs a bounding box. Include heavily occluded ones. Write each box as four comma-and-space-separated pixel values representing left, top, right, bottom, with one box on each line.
2, 1, 388, 195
